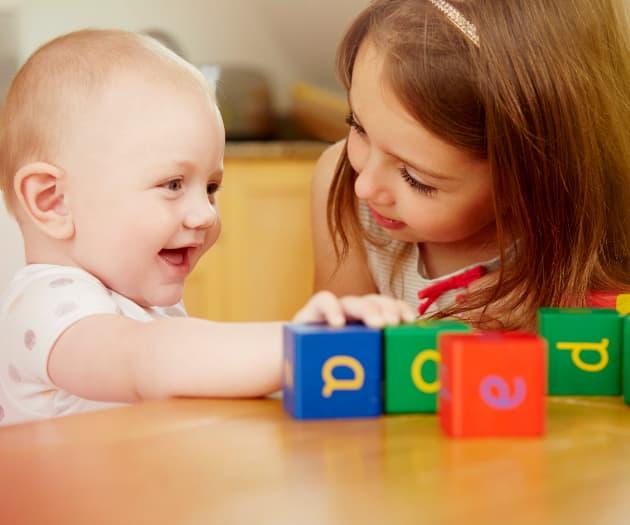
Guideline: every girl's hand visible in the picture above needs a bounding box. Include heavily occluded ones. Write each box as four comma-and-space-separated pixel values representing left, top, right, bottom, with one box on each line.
293, 291, 416, 328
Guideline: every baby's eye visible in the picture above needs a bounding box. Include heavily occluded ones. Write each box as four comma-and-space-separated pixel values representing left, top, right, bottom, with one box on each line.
207, 182, 221, 196
162, 179, 183, 192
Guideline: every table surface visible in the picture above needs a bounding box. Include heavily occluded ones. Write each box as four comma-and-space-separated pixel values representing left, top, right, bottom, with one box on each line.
1, 396, 629, 525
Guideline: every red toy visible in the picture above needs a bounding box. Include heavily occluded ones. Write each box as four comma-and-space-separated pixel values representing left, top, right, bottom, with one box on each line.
439, 332, 546, 438
587, 291, 619, 308
587, 291, 630, 314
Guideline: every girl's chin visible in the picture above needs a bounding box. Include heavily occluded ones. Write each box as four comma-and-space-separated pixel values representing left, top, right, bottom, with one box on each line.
385, 229, 424, 243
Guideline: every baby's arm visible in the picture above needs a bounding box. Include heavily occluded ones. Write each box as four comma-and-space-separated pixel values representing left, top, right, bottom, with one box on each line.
48, 291, 415, 403
49, 315, 284, 401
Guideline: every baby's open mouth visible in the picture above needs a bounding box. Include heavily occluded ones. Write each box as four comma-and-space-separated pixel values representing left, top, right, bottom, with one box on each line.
158, 247, 189, 266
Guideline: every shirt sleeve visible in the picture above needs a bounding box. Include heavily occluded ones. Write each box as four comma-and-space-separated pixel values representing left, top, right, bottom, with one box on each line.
3, 269, 120, 387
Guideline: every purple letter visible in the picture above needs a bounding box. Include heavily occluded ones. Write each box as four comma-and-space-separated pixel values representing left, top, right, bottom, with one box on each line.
479, 375, 526, 410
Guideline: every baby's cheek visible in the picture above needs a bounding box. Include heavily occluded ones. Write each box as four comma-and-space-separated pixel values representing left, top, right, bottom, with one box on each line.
204, 219, 221, 251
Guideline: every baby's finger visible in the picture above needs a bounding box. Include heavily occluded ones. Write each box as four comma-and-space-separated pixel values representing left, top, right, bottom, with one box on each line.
292, 291, 345, 327
397, 299, 417, 323
363, 295, 416, 325
338, 295, 386, 328
360, 295, 395, 325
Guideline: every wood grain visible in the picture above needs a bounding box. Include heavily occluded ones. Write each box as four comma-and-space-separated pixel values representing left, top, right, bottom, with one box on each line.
1, 397, 628, 525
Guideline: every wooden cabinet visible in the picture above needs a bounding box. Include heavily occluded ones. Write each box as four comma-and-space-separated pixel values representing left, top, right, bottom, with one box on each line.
183, 142, 327, 322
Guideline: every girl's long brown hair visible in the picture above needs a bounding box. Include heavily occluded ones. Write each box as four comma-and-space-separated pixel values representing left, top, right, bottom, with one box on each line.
328, 0, 630, 329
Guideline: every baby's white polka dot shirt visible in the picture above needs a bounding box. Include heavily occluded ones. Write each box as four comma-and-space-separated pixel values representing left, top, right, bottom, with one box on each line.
0, 264, 186, 426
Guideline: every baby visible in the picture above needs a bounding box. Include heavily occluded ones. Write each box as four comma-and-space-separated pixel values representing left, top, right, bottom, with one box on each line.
0, 29, 414, 426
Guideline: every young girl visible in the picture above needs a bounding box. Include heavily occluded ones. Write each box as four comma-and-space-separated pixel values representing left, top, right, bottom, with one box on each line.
312, 0, 630, 330
0, 29, 414, 426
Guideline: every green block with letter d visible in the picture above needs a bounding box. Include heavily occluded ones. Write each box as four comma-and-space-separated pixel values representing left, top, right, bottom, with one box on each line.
384, 320, 470, 413
539, 308, 622, 395
624, 316, 630, 405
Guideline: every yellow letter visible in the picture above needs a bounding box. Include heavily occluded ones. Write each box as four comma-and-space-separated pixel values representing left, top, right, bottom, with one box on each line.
321, 356, 365, 398
411, 349, 441, 393
556, 338, 609, 372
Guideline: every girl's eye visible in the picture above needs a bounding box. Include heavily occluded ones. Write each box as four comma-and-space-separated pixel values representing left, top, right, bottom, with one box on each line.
399, 167, 437, 196
345, 112, 366, 135
207, 182, 221, 196
162, 179, 183, 192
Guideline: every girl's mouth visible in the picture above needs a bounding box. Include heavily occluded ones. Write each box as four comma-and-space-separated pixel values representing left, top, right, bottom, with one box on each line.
368, 205, 407, 230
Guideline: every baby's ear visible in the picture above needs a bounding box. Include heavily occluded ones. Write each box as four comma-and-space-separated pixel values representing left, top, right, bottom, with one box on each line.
14, 162, 74, 240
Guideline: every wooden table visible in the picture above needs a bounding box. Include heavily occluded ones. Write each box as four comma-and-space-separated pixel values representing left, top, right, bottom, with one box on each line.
1, 397, 629, 525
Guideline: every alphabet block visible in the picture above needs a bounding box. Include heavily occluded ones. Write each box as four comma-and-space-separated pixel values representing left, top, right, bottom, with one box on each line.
618, 295, 630, 316
282, 324, 382, 419
625, 316, 630, 406
439, 332, 546, 438
383, 320, 470, 414
539, 308, 622, 395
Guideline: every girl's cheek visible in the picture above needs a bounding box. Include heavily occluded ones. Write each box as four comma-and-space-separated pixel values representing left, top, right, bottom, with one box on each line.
347, 132, 368, 173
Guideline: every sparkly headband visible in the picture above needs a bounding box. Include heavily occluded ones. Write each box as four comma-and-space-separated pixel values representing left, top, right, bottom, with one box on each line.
428, 0, 480, 47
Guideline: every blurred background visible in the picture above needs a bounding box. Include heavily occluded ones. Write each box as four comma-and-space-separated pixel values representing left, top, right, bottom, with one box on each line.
0, 0, 366, 319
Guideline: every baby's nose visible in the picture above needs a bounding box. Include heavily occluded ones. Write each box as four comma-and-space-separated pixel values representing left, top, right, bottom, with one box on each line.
184, 198, 218, 230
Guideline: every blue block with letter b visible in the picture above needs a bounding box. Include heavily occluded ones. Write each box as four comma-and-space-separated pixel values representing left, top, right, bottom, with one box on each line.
283, 323, 383, 419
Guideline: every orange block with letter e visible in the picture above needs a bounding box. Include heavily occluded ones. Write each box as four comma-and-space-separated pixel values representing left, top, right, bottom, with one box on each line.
439, 332, 546, 438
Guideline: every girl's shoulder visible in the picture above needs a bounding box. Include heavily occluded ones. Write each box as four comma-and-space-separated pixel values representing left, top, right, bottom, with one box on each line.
312, 141, 346, 193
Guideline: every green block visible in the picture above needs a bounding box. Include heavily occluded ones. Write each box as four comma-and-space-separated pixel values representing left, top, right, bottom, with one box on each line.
624, 316, 630, 405
539, 308, 622, 395
384, 320, 470, 413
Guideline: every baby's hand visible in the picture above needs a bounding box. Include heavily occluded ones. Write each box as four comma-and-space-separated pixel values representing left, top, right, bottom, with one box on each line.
293, 291, 416, 328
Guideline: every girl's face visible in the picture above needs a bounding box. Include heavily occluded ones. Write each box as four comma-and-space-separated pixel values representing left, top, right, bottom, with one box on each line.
347, 41, 495, 246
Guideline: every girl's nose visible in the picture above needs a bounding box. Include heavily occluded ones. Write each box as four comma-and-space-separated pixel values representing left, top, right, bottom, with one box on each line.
354, 160, 394, 205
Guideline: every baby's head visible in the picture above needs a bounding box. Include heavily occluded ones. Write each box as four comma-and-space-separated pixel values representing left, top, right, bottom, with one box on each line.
0, 29, 224, 307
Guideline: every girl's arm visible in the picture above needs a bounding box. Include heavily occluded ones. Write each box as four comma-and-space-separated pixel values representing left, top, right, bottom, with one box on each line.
311, 142, 377, 296
48, 291, 415, 403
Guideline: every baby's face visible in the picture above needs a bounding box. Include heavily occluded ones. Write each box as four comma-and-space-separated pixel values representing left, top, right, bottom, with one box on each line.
58, 70, 225, 307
